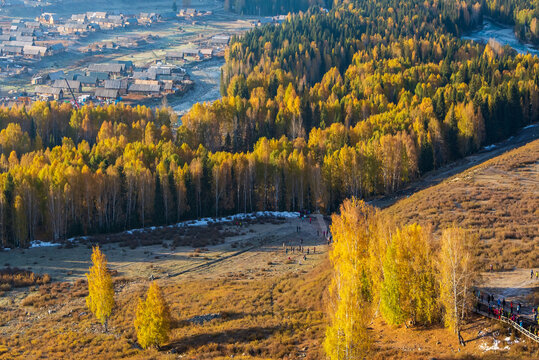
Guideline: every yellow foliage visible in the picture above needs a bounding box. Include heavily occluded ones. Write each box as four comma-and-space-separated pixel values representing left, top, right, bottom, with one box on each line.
324, 198, 375, 359
85, 246, 115, 328
438, 227, 475, 334
134, 281, 171, 349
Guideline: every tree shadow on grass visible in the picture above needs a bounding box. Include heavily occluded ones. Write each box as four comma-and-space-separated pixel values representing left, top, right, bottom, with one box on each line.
163, 325, 280, 353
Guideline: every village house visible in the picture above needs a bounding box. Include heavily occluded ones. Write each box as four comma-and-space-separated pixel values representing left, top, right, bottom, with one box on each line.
95, 88, 119, 100
77, 75, 98, 87
181, 49, 201, 60
6, 40, 34, 48
134, 79, 160, 86
66, 71, 85, 80
71, 14, 88, 23
117, 60, 134, 72
14, 35, 34, 43
89, 72, 110, 84
200, 48, 213, 59
128, 83, 161, 95
2, 45, 23, 56
104, 79, 128, 94
37, 13, 55, 25
88, 63, 126, 76
133, 70, 156, 80
138, 13, 159, 23
163, 82, 175, 94
52, 79, 82, 93
23, 45, 47, 59
48, 70, 65, 81
48, 43, 65, 55
165, 51, 183, 61
211, 35, 230, 46
35, 85, 63, 100
86, 12, 108, 20
31, 75, 44, 85
58, 23, 90, 35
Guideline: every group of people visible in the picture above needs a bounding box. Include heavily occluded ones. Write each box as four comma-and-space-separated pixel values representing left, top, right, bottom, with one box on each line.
284, 214, 326, 265
531, 269, 539, 280
477, 291, 539, 337
284, 243, 316, 256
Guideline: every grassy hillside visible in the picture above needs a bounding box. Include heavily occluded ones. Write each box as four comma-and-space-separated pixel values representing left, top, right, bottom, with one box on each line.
383, 139, 539, 269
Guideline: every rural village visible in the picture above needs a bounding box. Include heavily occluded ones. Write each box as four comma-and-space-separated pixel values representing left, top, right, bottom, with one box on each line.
0, 0, 286, 108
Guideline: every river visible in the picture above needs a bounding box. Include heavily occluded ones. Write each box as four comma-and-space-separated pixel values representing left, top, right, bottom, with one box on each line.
462, 18, 539, 56
169, 58, 225, 117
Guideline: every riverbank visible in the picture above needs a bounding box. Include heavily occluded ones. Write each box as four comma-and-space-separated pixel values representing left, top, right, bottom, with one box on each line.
462, 17, 539, 56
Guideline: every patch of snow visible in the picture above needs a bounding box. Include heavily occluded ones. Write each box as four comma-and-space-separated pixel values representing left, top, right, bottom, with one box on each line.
118, 211, 301, 236
523, 124, 537, 129
504, 336, 520, 344
483, 144, 496, 151
2, 248, 10, 251
67, 235, 88, 243
479, 338, 509, 351
29, 240, 61, 248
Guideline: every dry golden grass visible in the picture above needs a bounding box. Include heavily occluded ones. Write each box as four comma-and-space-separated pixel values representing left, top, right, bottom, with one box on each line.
0, 267, 51, 291
0, 261, 331, 359
384, 139, 539, 269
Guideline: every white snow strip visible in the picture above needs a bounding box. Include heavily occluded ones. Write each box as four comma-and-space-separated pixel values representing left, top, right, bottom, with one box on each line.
523, 124, 537, 129
66, 235, 88, 243
29, 240, 61, 248
61, 211, 302, 244
122, 211, 301, 235
483, 144, 496, 151
479, 339, 509, 351
2, 248, 10, 252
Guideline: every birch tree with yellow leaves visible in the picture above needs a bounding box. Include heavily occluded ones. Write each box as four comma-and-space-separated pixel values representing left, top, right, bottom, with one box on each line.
86, 246, 115, 331
438, 227, 476, 342
324, 198, 375, 359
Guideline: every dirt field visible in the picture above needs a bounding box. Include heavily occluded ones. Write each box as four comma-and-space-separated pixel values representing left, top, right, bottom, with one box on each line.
0, 214, 328, 285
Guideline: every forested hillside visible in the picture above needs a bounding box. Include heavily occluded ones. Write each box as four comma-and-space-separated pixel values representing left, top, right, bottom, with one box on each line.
224, 0, 330, 16
1, 0, 539, 248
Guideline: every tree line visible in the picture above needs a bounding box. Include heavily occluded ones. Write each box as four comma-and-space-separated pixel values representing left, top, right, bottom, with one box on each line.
1, 0, 539, 247
0, 101, 420, 247
224, 0, 331, 16
324, 199, 478, 359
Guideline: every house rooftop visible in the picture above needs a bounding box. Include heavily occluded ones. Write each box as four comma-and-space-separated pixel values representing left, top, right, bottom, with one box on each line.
35, 85, 63, 95
95, 88, 119, 99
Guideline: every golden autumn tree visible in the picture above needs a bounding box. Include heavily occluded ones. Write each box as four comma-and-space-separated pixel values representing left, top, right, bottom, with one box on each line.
438, 227, 476, 343
380, 223, 437, 326
86, 246, 115, 331
134, 281, 171, 349
324, 198, 375, 359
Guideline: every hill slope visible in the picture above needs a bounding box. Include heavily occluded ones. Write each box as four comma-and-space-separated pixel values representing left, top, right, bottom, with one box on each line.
383, 139, 539, 269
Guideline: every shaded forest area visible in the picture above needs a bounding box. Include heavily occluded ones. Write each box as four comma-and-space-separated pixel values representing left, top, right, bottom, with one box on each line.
224, 0, 331, 16
1, 0, 539, 248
